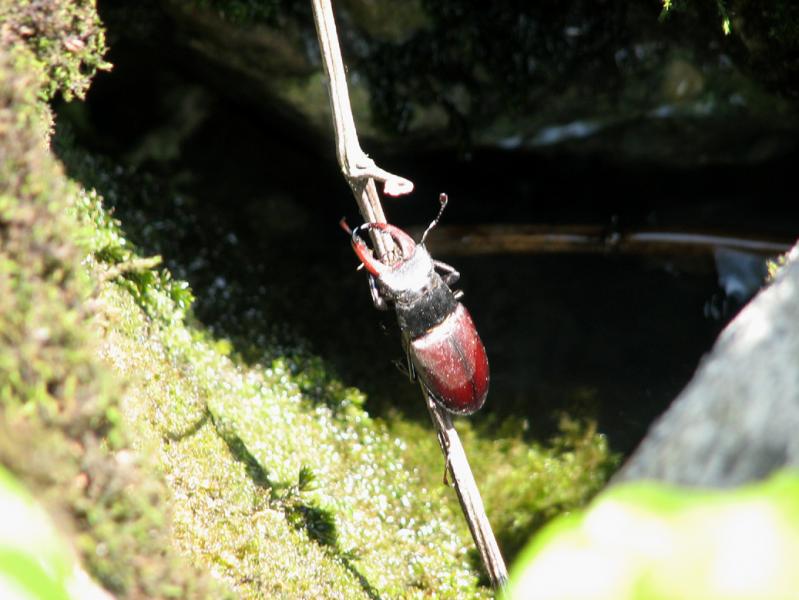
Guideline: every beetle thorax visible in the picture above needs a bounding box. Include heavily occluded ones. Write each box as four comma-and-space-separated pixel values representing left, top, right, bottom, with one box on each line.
377, 245, 436, 300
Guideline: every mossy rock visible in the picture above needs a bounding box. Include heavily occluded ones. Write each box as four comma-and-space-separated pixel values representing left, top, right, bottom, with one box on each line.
0, 29, 225, 599
96, 0, 799, 166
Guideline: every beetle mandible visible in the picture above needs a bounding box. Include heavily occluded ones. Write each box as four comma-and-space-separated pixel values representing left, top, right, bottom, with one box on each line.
344, 194, 489, 415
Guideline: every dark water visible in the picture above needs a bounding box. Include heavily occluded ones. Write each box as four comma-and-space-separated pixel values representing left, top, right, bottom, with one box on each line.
59, 36, 798, 457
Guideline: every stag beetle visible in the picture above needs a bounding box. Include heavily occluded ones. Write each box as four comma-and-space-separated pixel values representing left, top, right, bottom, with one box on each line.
344, 194, 489, 415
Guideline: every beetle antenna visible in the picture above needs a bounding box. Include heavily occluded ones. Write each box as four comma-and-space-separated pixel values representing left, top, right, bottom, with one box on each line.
339, 217, 353, 236
420, 193, 449, 245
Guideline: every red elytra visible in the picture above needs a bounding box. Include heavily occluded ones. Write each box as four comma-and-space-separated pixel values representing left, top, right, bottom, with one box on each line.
409, 304, 489, 415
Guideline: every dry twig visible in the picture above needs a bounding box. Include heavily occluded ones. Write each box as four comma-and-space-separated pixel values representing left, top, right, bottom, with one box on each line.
311, 0, 508, 589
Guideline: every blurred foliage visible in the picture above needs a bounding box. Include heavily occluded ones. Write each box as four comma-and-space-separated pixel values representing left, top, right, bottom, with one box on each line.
0, 465, 73, 600
505, 469, 799, 600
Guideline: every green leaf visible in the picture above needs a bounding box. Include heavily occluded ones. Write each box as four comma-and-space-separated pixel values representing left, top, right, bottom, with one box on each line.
505, 470, 799, 600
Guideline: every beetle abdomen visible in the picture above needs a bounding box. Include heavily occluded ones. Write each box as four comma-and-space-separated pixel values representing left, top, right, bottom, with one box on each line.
410, 304, 489, 415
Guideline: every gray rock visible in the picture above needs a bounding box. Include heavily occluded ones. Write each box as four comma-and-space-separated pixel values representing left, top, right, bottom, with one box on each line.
614, 245, 799, 487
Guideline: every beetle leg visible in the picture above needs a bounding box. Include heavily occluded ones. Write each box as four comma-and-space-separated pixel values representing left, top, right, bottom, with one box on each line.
368, 275, 390, 311
399, 340, 416, 382
391, 347, 416, 382
442, 453, 452, 486
392, 355, 416, 383
406, 350, 416, 382
434, 260, 460, 287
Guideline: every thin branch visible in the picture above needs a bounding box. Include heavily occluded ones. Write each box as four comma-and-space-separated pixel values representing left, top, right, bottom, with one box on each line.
98, 255, 163, 282
424, 390, 509, 588
415, 224, 793, 257
310, 0, 413, 202
311, 0, 507, 590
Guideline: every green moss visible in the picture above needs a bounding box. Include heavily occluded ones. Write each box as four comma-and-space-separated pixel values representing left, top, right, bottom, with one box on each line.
392, 415, 619, 567
92, 274, 487, 596
0, 40, 225, 599
0, 0, 111, 101
766, 246, 796, 282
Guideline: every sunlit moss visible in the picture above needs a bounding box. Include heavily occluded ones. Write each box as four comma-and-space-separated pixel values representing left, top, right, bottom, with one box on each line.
392, 414, 619, 566
93, 270, 488, 597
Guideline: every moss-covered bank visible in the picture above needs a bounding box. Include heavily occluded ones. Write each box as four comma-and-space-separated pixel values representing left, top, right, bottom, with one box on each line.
1, 2, 617, 597
1, 1, 222, 594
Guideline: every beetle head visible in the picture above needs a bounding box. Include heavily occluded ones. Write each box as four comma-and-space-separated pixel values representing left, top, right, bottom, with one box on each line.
349, 222, 436, 298
349, 222, 416, 276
